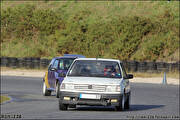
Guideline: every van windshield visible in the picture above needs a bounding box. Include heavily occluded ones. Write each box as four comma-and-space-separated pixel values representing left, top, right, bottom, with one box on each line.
59, 58, 75, 70
67, 60, 122, 78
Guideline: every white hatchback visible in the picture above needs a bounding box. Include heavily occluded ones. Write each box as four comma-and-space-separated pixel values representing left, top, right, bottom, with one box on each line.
58, 58, 133, 111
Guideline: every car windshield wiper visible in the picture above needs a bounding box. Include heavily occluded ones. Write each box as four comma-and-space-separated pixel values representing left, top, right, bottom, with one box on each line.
68, 74, 91, 77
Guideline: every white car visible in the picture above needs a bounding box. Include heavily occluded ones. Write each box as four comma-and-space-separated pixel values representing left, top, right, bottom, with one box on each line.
58, 58, 133, 111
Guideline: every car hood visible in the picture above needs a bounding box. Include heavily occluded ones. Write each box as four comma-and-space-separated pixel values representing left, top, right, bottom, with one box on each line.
63, 77, 123, 85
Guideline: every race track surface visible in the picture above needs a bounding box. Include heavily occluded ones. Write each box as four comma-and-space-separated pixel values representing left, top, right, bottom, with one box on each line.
1, 76, 179, 119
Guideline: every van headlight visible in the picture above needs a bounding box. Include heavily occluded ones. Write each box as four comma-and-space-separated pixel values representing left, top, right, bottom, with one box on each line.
61, 83, 65, 89
106, 85, 121, 92
60, 83, 74, 90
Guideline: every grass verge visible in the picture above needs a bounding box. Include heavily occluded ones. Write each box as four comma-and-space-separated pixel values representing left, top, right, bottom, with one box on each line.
1, 1, 179, 62
1, 67, 179, 79
131, 71, 179, 79
0, 95, 11, 104
1, 67, 46, 72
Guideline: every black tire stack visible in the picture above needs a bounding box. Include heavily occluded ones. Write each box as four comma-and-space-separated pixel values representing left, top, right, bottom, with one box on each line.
1, 57, 10, 67
0, 57, 7, 67
129, 61, 138, 72
169, 62, 179, 72
32, 58, 40, 69
17, 58, 25, 68
146, 62, 157, 73
0, 56, 179, 73
40, 59, 50, 69
24, 57, 33, 69
9, 57, 18, 68
137, 62, 147, 73
156, 62, 167, 73
164, 63, 170, 73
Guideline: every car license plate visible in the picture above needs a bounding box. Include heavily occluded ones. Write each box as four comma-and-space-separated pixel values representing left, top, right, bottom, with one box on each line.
79, 94, 101, 99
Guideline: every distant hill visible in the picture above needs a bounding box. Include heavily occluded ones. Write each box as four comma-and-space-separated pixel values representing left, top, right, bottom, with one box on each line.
1, 1, 179, 62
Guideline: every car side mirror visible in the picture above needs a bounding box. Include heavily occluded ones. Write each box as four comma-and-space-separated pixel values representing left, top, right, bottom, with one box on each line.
59, 72, 66, 77
125, 74, 133, 79
50, 68, 57, 71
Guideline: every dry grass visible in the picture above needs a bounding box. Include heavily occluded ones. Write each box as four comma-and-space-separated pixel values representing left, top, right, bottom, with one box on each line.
1, 1, 179, 61
131, 71, 179, 79
0, 95, 11, 104
1, 1, 179, 18
1, 67, 46, 77
1, 67, 179, 79
1, 67, 46, 72
1, 67, 179, 85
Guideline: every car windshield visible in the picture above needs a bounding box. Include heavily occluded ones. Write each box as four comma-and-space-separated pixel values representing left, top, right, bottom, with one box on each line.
68, 60, 122, 78
59, 58, 75, 70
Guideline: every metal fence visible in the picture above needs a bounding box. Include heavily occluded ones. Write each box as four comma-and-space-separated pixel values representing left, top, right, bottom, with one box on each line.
0, 57, 179, 73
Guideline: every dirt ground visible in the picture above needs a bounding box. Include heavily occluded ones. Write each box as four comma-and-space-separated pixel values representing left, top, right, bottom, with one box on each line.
1, 68, 179, 85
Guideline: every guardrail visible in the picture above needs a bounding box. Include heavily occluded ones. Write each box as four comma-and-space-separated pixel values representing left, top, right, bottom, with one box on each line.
0, 57, 179, 73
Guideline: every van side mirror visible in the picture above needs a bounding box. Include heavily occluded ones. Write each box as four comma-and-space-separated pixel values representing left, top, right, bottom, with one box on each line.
125, 74, 133, 79
59, 72, 66, 77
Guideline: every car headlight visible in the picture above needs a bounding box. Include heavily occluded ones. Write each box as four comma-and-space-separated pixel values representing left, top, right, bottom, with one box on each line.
106, 85, 121, 92
116, 86, 121, 92
60, 83, 74, 90
66, 83, 74, 90
106, 86, 116, 92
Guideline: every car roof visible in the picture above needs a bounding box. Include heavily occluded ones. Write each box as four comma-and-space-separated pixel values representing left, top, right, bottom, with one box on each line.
74, 58, 121, 63
53, 54, 85, 59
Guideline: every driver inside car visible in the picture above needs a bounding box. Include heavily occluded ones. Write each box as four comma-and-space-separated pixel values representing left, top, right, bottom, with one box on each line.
104, 65, 121, 78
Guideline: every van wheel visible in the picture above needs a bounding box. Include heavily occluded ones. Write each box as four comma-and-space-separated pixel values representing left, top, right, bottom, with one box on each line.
59, 99, 68, 111
56, 81, 60, 98
43, 81, 51, 96
115, 94, 125, 111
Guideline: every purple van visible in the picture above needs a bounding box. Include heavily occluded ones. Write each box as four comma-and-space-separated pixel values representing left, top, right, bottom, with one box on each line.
43, 54, 85, 98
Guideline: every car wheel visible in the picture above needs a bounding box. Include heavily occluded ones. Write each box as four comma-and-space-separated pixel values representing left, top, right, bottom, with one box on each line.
124, 93, 130, 109
59, 99, 68, 111
43, 81, 51, 96
115, 93, 125, 111
56, 81, 60, 98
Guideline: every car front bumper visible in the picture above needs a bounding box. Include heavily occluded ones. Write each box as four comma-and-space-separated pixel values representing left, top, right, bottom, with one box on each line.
59, 91, 130, 106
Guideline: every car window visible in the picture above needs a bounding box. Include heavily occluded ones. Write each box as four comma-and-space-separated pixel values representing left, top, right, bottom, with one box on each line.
68, 60, 122, 78
52, 59, 59, 69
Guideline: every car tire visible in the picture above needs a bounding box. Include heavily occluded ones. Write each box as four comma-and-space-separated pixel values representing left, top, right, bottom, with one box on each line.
43, 81, 51, 96
59, 100, 68, 111
56, 81, 60, 98
124, 93, 130, 109
115, 94, 125, 111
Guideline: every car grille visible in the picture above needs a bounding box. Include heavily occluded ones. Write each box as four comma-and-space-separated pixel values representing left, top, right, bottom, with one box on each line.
74, 84, 106, 92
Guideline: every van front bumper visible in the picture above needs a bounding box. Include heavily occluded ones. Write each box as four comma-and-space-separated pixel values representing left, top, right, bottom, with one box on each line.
59, 91, 130, 106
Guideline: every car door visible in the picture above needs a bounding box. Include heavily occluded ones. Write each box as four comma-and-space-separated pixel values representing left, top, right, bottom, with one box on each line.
57, 58, 75, 85
47, 59, 55, 89
49, 59, 59, 89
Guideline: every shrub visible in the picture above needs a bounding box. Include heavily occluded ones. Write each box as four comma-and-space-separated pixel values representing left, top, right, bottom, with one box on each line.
1, 2, 179, 62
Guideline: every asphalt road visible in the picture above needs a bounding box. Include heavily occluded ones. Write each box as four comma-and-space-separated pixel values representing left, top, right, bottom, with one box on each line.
1, 76, 179, 119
